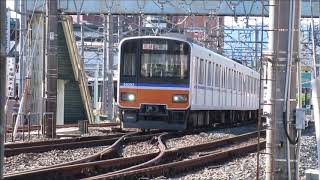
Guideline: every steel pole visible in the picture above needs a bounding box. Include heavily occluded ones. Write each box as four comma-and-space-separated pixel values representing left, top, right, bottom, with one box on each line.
0, 1, 7, 178
19, 0, 27, 98
45, 0, 58, 138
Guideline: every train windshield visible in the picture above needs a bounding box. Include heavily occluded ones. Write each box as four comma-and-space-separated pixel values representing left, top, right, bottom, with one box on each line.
141, 39, 189, 80
120, 38, 190, 83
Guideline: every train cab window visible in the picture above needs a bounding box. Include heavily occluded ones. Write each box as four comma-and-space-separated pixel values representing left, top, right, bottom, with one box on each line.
199, 59, 204, 84
207, 61, 212, 86
121, 40, 137, 76
140, 39, 190, 81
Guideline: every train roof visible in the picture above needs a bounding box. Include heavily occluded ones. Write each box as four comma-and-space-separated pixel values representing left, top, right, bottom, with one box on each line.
119, 35, 259, 76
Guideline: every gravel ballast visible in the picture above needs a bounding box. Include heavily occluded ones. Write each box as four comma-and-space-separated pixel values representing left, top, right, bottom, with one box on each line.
119, 141, 159, 157
4, 146, 108, 175
161, 124, 317, 179
165, 125, 258, 149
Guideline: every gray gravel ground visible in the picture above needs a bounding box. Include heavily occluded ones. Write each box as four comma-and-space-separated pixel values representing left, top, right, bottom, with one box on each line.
165, 125, 258, 149
157, 124, 317, 180
5, 127, 117, 143
5, 133, 58, 143
299, 124, 317, 177
4, 146, 108, 175
119, 141, 159, 157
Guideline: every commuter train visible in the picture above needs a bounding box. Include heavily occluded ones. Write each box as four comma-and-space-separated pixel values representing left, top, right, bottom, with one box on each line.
117, 35, 260, 130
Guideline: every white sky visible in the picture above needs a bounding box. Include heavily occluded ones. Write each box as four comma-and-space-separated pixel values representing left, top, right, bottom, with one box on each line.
6, 0, 14, 8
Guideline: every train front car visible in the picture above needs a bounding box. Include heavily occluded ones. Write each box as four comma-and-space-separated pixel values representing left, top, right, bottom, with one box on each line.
118, 37, 191, 130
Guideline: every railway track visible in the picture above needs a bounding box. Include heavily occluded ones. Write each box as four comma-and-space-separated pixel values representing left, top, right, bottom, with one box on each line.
4, 131, 163, 176
5, 133, 126, 156
4, 129, 266, 180
6, 123, 120, 133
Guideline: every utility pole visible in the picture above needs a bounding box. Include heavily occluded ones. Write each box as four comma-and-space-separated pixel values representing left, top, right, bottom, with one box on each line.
266, 0, 301, 179
254, 23, 259, 70
0, 1, 7, 178
19, 0, 26, 98
102, 14, 114, 120
45, 0, 58, 138
117, 15, 122, 43
94, 64, 99, 109
81, 21, 84, 64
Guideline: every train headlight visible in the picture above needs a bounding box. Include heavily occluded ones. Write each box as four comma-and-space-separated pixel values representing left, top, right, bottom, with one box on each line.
172, 94, 188, 103
121, 92, 136, 102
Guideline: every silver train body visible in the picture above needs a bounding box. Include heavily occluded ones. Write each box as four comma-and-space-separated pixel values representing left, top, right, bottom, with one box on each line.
117, 35, 260, 130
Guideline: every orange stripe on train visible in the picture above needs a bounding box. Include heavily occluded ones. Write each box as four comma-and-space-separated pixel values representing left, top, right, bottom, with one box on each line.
119, 88, 189, 109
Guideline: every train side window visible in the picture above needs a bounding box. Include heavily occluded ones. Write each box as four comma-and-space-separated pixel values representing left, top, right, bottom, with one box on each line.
194, 57, 199, 86
207, 61, 212, 86
244, 75, 247, 93
221, 66, 224, 88
233, 71, 236, 90
199, 59, 204, 85
227, 69, 230, 89
249, 77, 252, 94
224, 68, 227, 89
248, 76, 250, 93
215, 64, 220, 87
212, 63, 215, 86
239, 73, 242, 91
252, 77, 254, 94
235, 71, 238, 90
221, 67, 224, 88
222, 68, 225, 88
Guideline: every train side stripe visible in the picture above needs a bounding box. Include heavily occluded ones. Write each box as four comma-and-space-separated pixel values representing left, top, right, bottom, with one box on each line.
119, 83, 189, 90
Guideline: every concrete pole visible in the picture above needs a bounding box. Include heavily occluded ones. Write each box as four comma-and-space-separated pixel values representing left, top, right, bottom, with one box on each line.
19, 0, 27, 98
94, 64, 99, 109
45, 0, 57, 138
117, 15, 121, 43
138, 15, 141, 36
266, 0, 300, 179
81, 21, 84, 64
254, 23, 259, 70
0, 1, 7, 178
102, 14, 114, 120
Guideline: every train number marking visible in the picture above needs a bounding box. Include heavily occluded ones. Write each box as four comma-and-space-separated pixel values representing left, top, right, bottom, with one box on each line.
123, 83, 135, 87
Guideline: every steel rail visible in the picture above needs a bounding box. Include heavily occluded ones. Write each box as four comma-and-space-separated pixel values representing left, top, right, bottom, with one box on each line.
84, 130, 266, 179
5, 123, 120, 133
96, 141, 266, 180
4, 132, 163, 180
4, 130, 265, 180
4, 133, 126, 156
